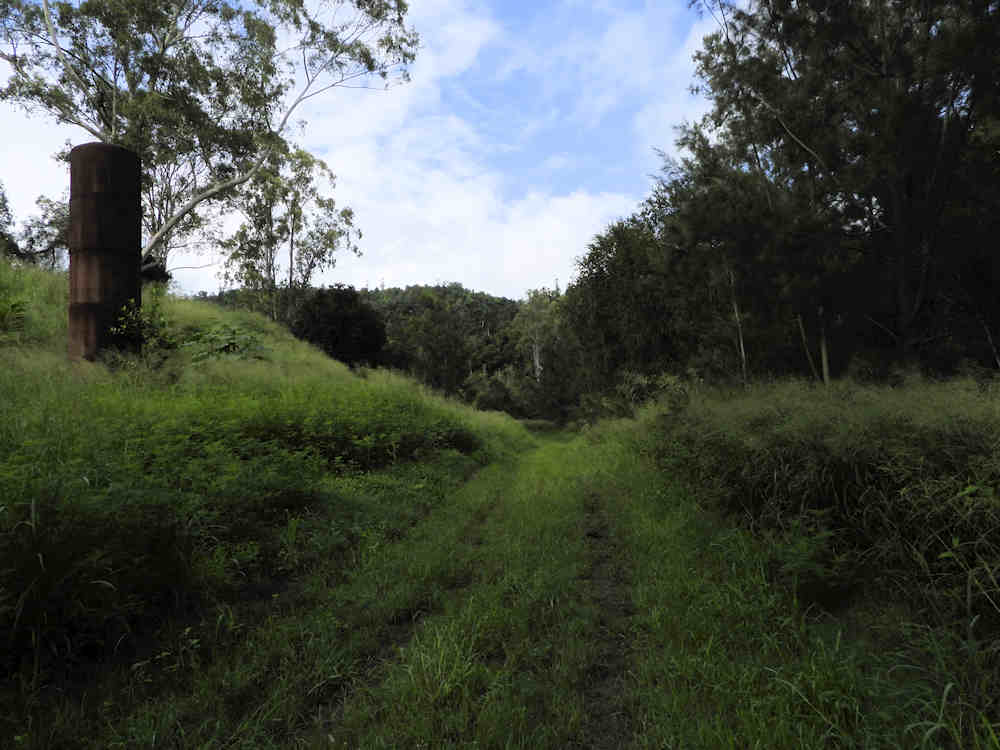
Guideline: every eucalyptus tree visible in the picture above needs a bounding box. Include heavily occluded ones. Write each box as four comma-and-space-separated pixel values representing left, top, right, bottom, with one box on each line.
0, 180, 17, 258
13, 192, 69, 269
0, 0, 418, 270
510, 287, 561, 384
220, 142, 358, 321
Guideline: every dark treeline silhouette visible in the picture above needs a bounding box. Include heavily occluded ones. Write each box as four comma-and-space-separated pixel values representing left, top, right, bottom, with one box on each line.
208, 2, 1000, 417
563, 0, 1000, 390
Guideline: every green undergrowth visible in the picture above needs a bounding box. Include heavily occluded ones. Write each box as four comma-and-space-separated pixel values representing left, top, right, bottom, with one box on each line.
0, 261, 533, 746
7, 449, 491, 748
321, 432, 617, 748
646, 377, 1000, 746
0, 259, 67, 348
5, 258, 1000, 747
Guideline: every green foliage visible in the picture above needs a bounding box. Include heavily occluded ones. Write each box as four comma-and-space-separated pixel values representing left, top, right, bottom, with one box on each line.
181, 323, 266, 363
0, 0, 418, 267
9, 192, 69, 270
220, 145, 361, 323
0, 179, 22, 260
290, 284, 385, 366
106, 284, 178, 363
0, 257, 67, 348
648, 376, 1000, 695
461, 367, 520, 415
559, 0, 1000, 393
0, 263, 531, 725
0, 298, 26, 344
363, 283, 521, 395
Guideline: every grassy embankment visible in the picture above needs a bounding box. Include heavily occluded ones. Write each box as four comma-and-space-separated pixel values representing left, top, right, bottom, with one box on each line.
3, 258, 999, 748
0, 260, 532, 746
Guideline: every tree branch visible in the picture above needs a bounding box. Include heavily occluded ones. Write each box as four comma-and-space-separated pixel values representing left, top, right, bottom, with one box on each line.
40, 0, 110, 141
164, 262, 217, 272
745, 87, 830, 173
865, 313, 899, 341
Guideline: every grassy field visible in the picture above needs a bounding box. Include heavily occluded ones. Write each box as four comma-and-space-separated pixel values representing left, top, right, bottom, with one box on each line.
2, 259, 999, 748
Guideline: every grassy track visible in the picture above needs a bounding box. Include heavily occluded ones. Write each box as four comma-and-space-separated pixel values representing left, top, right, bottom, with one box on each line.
300, 418, 986, 749
8, 406, 995, 747
8, 396, 992, 747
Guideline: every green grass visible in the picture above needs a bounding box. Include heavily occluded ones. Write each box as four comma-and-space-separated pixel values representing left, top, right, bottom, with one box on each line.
0, 261, 534, 747
3, 258, 999, 748
641, 377, 1000, 748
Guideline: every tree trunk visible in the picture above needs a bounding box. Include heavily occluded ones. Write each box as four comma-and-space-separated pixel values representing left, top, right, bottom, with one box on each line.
532, 339, 542, 383
796, 314, 821, 382
980, 314, 1000, 370
288, 215, 295, 291
267, 205, 277, 321
729, 268, 748, 388
820, 315, 830, 386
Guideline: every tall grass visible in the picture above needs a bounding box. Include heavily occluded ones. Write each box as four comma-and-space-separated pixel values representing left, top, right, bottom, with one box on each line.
0, 259, 532, 733
647, 374, 1000, 745
0, 259, 67, 348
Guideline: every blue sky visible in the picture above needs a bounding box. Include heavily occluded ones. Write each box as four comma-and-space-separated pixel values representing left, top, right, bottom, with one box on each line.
0, 0, 718, 300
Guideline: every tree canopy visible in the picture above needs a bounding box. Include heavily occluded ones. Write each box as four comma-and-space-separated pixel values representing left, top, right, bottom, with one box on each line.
0, 0, 418, 266
565, 0, 1000, 387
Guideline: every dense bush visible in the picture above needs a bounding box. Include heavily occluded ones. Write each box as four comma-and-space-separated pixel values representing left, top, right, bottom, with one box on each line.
650, 377, 1000, 633
0, 258, 66, 348
291, 284, 386, 366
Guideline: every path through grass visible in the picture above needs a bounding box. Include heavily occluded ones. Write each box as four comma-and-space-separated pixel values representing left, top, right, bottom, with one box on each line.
309, 417, 981, 749
9, 407, 987, 747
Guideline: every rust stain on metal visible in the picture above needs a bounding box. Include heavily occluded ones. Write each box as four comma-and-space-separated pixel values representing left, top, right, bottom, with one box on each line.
68, 142, 141, 360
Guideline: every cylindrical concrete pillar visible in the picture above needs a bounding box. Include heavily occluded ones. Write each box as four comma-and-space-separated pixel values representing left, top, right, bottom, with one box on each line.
68, 142, 142, 360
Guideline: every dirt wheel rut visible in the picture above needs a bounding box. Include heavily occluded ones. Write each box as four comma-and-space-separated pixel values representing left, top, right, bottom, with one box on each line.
577, 491, 636, 750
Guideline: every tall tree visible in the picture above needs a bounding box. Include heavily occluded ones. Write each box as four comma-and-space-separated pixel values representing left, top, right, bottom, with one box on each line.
690, 0, 1000, 363
12, 192, 69, 269
510, 287, 561, 384
0, 180, 18, 258
220, 143, 358, 321
1, 0, 418, 269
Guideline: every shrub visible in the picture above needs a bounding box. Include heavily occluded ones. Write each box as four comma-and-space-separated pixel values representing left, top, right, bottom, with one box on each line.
291, 284, 386, 366
106, 283, 179, 368
181, 323, 267, 363
651, 378, 1000, 636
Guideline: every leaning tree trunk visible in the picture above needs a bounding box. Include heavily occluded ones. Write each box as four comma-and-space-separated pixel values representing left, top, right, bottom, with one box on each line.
729, 268, 748, 388
796, 314, 821, 382
817, 305, 830, 386
979, 314, 1000, 371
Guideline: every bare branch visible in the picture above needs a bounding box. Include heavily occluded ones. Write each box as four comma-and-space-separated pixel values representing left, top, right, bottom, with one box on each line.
165, 262, 218, 272
40, 0, 109, 141
144, 155, 269, 256
865, 314, 899, 341
745, 87, 829, 173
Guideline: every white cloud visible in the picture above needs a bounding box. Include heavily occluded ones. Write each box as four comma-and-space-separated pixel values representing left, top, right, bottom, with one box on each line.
0, 99, 72, 228
631, 13, 718, 166
1, 0, 709, 301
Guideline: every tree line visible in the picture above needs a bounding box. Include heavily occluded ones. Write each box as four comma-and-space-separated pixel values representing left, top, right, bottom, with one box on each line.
574, 0, 1000, 391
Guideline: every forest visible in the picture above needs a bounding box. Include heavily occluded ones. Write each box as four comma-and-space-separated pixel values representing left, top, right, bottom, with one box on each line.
2, 0, 1000, 747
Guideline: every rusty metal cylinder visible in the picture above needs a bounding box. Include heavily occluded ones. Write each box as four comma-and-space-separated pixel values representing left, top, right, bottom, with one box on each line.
68, 142, 141, 360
